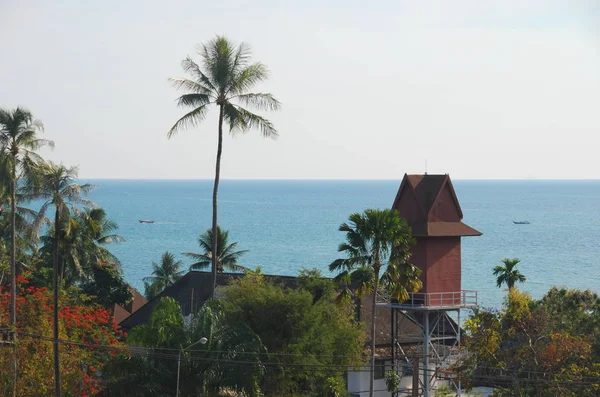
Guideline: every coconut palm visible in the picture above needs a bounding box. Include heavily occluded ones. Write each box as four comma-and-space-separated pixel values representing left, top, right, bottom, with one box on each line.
329, 209, 421, 397
74, 207, 124, 268
25, 160, 93, 397
168, 36, 280, 297
38, 207, 124, 285
183, 226, 248, 273
0, 107, 52, 396
143, 251, 185, 299
493, 257, 526, 289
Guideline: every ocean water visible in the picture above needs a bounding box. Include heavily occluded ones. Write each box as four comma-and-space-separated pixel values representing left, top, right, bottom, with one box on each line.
83, 179, 600, 309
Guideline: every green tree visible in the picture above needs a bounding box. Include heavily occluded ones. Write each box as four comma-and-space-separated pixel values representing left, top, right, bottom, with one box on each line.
493, 257, 526, 289
38, 207, 124, 286
223, 269, 365, 396
79, 207, 125, 264
103, 297, 264, 397
183, 226, 248, 272
0, 107, 52, 395
80, 261, 133, 307
143, 251, 184, 299
461, 287, 600, 396
329, 208, 421, 397
168, 36, 280, 298
26, 160, 93, 397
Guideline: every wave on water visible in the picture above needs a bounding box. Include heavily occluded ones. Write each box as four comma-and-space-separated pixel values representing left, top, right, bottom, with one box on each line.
137, 222, 186, 225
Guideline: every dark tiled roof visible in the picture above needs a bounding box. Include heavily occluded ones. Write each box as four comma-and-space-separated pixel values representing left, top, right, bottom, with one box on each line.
118, 271, 299, 330
411, 221, 482, 237
392, 174, 482, 237
408, 174, 448, 215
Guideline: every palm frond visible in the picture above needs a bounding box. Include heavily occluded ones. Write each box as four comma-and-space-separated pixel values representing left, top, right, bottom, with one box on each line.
229, 63, 269, 95
225, 104, 278, 138
168, 105, 210, 138
170, 77, 214, 97
175, 93, 212, 109
233, 93, 281, 111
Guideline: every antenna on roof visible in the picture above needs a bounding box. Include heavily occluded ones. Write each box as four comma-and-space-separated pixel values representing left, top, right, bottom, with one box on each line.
425, 158, 428, 175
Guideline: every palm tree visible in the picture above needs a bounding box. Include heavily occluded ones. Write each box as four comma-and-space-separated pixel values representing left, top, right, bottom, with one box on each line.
168, 36, 280, 297
26, 161, 93, 397
38, 207, 123, 285
493, 257, 526, 289
329, 209, 421, 397
0, 107, 52, 397
143, 251, 185, 299
183, 226, 248, 273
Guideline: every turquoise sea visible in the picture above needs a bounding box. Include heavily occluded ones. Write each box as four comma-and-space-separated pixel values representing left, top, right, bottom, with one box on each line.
84, 179, 600, 309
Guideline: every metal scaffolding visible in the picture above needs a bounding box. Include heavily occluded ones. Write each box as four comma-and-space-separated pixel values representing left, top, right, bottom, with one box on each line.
378, 291, 477, 397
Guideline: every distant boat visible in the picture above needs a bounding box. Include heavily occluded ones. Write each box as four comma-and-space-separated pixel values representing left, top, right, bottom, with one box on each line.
138, 220, 154, 224
513, 220, 530, 225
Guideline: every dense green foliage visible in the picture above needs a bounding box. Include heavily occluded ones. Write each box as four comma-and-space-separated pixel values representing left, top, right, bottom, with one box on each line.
223, 269, 365, 396
107, 269, 365, 396
462, 287, 600, 396
102, 297, 264, 397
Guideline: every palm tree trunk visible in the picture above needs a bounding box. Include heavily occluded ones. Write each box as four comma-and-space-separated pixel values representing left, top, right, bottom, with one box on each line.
53, 206, 61, 397
370, 266, 380, 397
211, 104, 225, 298
9, 167, 17, 397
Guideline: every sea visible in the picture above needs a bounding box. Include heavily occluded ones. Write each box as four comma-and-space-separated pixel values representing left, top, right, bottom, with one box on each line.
81, 179, 600, 309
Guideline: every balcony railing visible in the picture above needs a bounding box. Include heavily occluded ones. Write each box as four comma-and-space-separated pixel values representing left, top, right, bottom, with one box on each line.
377, 290, 478, 309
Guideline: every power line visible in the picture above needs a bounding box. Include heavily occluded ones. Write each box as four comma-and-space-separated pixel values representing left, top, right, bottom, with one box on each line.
8, 330, 600, 386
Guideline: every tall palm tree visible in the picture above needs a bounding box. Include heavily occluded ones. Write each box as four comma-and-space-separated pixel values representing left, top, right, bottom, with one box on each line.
143, 251, 185, 299
183, 226, 248, 273
329, 209, 421, 397
168, 36, 280, 297
26, 161, 93, 397
0, 107, 52, 397
493, 257, 526, 289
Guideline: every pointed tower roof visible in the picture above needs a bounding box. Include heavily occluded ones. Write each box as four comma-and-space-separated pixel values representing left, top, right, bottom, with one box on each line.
392, 174, 482, 237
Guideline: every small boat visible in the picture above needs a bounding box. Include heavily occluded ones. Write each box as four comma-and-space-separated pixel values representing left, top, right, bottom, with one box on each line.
138, 219, 154, 224
513, 220, 530, 225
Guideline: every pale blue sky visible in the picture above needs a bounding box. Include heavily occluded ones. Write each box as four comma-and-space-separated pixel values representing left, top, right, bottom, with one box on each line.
1, 0, 598, 179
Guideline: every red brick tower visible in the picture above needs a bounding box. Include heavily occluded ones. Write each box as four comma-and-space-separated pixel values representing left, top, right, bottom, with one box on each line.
383, 174, 481, 397
391, 174, 481, 302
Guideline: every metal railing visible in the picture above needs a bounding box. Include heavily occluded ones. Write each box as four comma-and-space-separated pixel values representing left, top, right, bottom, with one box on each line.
378, 290, 478, 308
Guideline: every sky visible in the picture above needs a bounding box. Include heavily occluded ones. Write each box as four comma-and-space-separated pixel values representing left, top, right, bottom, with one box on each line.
1, 0, 598, 180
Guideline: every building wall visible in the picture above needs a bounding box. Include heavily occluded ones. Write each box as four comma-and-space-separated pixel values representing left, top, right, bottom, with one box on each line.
346, 363, 413, 397
424, 237, 461, 295
346, 363, 449, 396
411, 237, 429, 292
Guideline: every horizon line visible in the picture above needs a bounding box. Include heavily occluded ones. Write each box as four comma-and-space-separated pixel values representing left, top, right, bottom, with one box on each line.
78, 177, 600, 181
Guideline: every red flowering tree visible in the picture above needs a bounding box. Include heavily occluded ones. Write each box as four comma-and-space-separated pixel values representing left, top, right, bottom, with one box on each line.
0, 275, 124, 396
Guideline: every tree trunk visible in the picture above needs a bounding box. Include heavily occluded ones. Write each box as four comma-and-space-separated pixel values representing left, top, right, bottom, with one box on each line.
9, 163, 17, 397
53, 206, 61, 397
370, 266, 380, 397
211, 104, 225, 298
